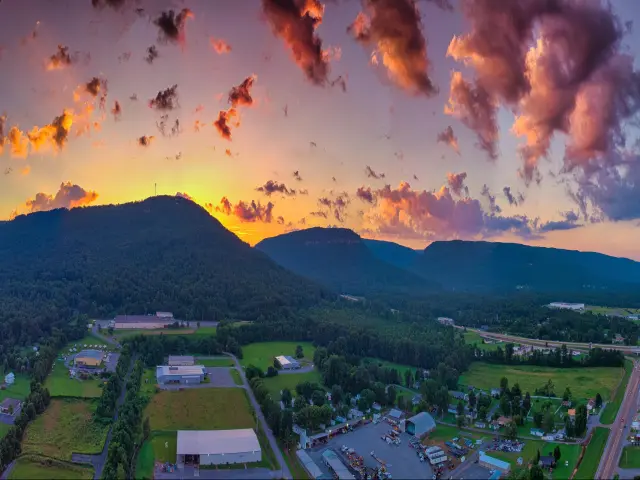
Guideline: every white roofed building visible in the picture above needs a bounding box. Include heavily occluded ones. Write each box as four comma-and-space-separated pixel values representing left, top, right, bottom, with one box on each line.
275, 355, 300, 370
548, 302, 585, 311
176, 429, 261, 466
156, 365, 205, 385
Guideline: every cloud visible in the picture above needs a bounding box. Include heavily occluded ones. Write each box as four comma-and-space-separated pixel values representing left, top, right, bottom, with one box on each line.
83, 77, 106, 98
356, 186, 375, 204
215, 196, 274, 223
310, 210, 328, 218
46, 45, 74, 70
210, 37, 231, 54
154, 8, 194, 45
228, 75, 256, 108
425, 0, 453, 12
111, 101, 122, 120
365, 165, 385, 179
145, 45, 159, 64
437, 126, 460, 155
91, 0, 127, 9
538, 210, 582, 233
24, 182, 98, 213
0, 114, 6, 153
480, 184, 501, 214
149, 85, 179, 111
446, 172, 468, 196
503, 186, 525, 206
7, 127, 29, 158
137, 135, 154, 146
316, 193, 349, 222
348, 0, 437, 96
15, 110, 74, 155
175, 192, 193, 201
262, 0, 329, 85
256, 180, 297, 196
277, 216, 285, 225
214, 109, 237, 141
293, 170, 303, 181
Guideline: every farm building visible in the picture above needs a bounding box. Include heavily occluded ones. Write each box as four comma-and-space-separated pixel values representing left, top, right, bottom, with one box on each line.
74, 349, 104, 367
548, 302, 585, 311
437, 317, 455, 326
176, 429, 261, 466
296, 449, 325, 479
4, 372, 15, 385
0, 398, 21, 416
168, 355, 195, 366
156, 365, 206, 385
479, 452, 511, 473
388, 408, 404, 422
405, 412, 436, 437
113, 314, 172, 330
275, 355, 300, 370
322, 450, 355, 480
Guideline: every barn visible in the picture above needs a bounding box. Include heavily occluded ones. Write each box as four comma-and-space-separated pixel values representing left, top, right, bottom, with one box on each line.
406, 412, 436, 437
156, 365, 205, 385
176, 429, 261, 466
275, 355, 300, 370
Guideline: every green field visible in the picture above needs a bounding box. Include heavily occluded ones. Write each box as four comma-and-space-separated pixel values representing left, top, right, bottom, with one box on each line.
462, 331, 500, 351
619, 446, 640, 468
135, 440, 155, 479
601, 359, 633, 424
425, 425, 482, 442
140, 368, 158, 398
0, 423, 12, 440
459, 362, 622, 401
22, 398, 109, 460
62, 334, 110, 352
45, 360, 104, 398
196, 357, 234, 367
262, 371, 323, 400
586, 305, 640, 316
9, 455, 94, 480
145, 388, 255, 431
576, 427, 609, 479
363, 358, 417, 377
0, 372, 30, 402
194, 326, 217, 336
113, 328, 196, 339
230, 368, 243, 386
240, 342, 316, 370
151, 431, 178, 463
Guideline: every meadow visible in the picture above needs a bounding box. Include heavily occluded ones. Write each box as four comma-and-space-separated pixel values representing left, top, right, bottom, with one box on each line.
619, 446, 640, 468
240, 341, 316, 370
196, 357, 234, 367
426, 424, 482, 442
600, 359, 633, 424
151, 431, 178, 463
230, 368, 243, 385
459, 362, 622, 400
144, 388, 254, 431
9, 455, 94, 480
262, 370, 323, 400
0, 372, 31, 402
362, 358, 417, 377
0, 423, 11, 440
585, 305, 640, 316
22, 398, 109, 460
462, 331, 500, 351
575, 427, 609, 479
45, 360, 104, 398
113, 326, 217, 340
135, 439, 155, 479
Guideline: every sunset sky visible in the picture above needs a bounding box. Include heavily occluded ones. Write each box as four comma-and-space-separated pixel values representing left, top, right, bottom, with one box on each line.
2, 0, 640, 259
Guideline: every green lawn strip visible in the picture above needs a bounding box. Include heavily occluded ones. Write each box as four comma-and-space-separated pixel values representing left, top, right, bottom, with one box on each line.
0, 423, 12, 440
22, 398, 109, 461
0, 372, 30, 402
150, 431, 177, 463
425, 424, 482, 442
462, 331, 500, 351
601, 359, 633, 425
262, 371, 323, 400
280, 444, 310, 480
256, 422, 279, 470
240, 342, 316, 371
45, 360, 104, 398
575, 427, 609, 479
9, 455, 94, 480
459, 362, 622, 400
619, 446, 640, 468
362, 358, 418, 377
135, 439, 155, 479
197, 357, 234, 367
193, 326, 217, 336
230, 369, 243, 386
140, 368, 158, 399
113, 328, 196, 339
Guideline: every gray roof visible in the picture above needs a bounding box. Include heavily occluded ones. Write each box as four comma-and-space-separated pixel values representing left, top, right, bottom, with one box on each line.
157, 365, 205, 377
114, 314, 169, 323
407, 411, 436, 432
76, 349, 104, 360
388, 408, 403, 419
0, 398, 21, 409
296, 450, 326, 479
176, 429, 260, 455
322, 450, 355, 480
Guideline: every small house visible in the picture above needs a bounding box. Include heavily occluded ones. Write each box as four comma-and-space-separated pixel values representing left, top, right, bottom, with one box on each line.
388, 408, 404, 421
568, 409, 576, 419
4, 372, 15, 385
450, 391, 468, 401
540, 456, 555, 469
497, 416, 510, 427
491, 388, 501, 397
587, 399, 596, 411
530, 428, 544, 437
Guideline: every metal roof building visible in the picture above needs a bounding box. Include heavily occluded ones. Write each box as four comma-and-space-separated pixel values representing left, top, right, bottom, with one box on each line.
74, 349, 105, 367
321, 450, 355, 480
296, 449, 328, 479
156, 365, 205, 385
275, 355, 300, 370
168, 355, 195, 366
406, 412, 436, 437
176, 429, 261, 466
479, 452, 511, 473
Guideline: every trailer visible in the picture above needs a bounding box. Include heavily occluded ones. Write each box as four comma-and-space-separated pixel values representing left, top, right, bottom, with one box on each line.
425, 446, 442, 454
430, 455, 448, 466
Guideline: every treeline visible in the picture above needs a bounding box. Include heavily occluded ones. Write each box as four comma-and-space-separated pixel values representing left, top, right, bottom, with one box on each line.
0, 382, 51, 472
248, 374, 297, 450
126, 334, 234, 367
96, 345, 132, 419
479, 344, 625, 368
102, 358, 143, 480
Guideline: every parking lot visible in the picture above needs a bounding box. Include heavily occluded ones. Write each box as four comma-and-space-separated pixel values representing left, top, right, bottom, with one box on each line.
205, 367, 235, 387
455, 463, 494, 480
104, 352, 120, 372
307, 420, 433, 479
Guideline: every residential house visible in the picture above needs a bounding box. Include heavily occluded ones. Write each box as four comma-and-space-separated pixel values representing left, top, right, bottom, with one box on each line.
450, 391, 469, 401
587, 399, 596, 412
539, 456, 555, 469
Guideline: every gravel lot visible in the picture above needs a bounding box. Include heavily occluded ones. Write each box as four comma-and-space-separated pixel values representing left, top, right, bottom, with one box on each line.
307, 420, 434, 479
205, 367, 235, 387
456, 463, 494, 480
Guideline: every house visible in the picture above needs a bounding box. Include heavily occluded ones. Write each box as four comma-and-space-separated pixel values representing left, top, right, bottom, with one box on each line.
176, 429, 261, 466
388, 408, 404, 421
168, 355, 195, 366
561, 400, 572, 407
156, 365, 206, 385
450, 391, 468, 401
74, 349, 104, 367
479, 452, 511, 473
4, 372, 15, 385
530, 428, 544, 437
587, 399, 596, 411
275, 355, 300, 370
437, 317, 455, 326
322, 450, 355, 480
0, 398, 21, 416
613, 334, 625, 345
405, 412, 436, 437
490, 388, 501, 397
497, 416, 510, 427
568, 409, 576, 419
631, 413, 640, 430
539, 456, 555, 469
411, 395, 422, 406
156, 311, 174, 319
548, 302, 585, 311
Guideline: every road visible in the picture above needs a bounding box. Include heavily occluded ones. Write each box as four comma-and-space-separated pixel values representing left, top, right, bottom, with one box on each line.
597, 360, 640, 479
225, 352, 292, 480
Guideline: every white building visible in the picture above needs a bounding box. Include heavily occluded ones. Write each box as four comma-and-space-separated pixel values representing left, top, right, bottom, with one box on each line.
275, 355, 300, 370
156, 365, 205, 385
548, 302, 585, 311
176, 429, 261, 466
4, 373, 15, 385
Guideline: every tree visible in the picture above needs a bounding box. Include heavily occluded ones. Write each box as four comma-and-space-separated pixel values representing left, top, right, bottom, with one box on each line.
595, 393, 603, 408
266, 366, 279, 377
281, 388, 292, 408
523, 392, 532, 415
574, 404, 588, 437
564, 415, 575, 438
197, 321, 201, 328
312, 390, 326, 407
397, 395, 407, 412
530, 465, 544, 480
500, 395, 512, 416
500, 376, 509, 394
478, 406, 488, 422
404, 370, 414, 388
295, 345, 304, 359
543, 411, 555, 433
293, 395, 307, 412
553, 445, 561, 462
457, 400, 465, 416
562, 387, 572, 402
511, 383, 522, 398
245, 364, 264, 380
505, 420, 518, 440
456, 415, 466, 427
143, 417, 151, 440
468, 390, 477, 409
358, 389, 376, 411
386, 385, 397, 406
330, 385, 343, 406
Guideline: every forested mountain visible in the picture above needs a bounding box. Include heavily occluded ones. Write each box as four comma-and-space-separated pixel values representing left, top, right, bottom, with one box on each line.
0, 196, 327, 332
413, 240, 640, 292
362, 239, 420, 269
255, 227, 438, 295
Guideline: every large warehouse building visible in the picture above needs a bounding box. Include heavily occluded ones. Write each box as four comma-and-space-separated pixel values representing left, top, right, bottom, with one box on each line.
176, 429, 261, 466
406, 412, 436, 437
275, 355, 300, 370
74, 349, 105, 367
156, 365, 205, 385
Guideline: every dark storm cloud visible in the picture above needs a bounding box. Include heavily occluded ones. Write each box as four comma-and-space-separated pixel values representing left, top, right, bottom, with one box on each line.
84, 77, 106, 97
145, 45, 159, 64
256, 180, 297, 196
503, 186, 525, 207
154, 9, 194, 45
356, 186, 375, 204
228, 76, 256, 108
149, 85, 178, 111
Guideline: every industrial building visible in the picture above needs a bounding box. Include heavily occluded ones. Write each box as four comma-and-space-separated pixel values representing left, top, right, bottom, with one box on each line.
548, 302, 585, 311
479, 452, 511, 473
113, 313, 173, 330
405, 412, 436, 437
321, 450, 355, 480
275, 355, 300, 370
176, 429, 261, 466
0, 398, 21, 416
74, 349, 105, 367
156, 365, 206, 385
168, 355, 195, 366
296, 449, 326, 479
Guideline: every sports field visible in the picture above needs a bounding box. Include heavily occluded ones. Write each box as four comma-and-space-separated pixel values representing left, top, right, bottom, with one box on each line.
240, 341, 315, 370
262, 370, 323, 400
0, 372, 30, 402
459, 362, 622, 400
45, 360, 104, 398
576, 427, 609, 479
22, 398, 109, 460
9, 455, 94, 480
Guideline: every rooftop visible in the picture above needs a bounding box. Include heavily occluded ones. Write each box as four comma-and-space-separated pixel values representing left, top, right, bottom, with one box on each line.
76, 349, 104, 360
157, 365, 205, 377
275, 355, 299, 366
479, 452, 511, 470
388, 408, 403, 419
322, 450, 355, 480
176, 429, 260, 455
407, 411, 436, 431
114, 314, 171, 323
0, 398, 21, 409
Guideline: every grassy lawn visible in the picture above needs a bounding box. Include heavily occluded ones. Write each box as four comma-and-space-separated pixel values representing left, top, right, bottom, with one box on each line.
135, 440, 155, 479
22, 398, 109, 460
586, 305, 640, 316
0, 423, 12, 440
425, 424, 482, 442
9, 455, 94, 480
151, 431, 178, 463
113, 328, 196, 339
140, 368, 158, 399
619, 446, 640, 468
240, 342, 315, 370
601, 359, 633, 424
262, 371, 323, 400
45, 360, 104, 398
489, 441, 579, 479
145, 388, 255, 430
196, 357, 234, 367
459, 362, 622, 400
576, 427, 609, 479
362, 358, 417, 377
230, 368, 243, 386
193, 326, 217, 336
280, 444, 309, 480
462, 331, 500, 351
0, 372, 30, 402
62, 334, 111, 352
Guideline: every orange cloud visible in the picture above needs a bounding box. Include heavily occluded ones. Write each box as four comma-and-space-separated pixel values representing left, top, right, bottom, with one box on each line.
24, 182, 98, 213
210, 37, 231, 54
20, 165, 31, 176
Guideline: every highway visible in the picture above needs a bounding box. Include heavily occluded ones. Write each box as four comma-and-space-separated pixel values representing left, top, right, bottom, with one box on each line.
597, 360, 640, 479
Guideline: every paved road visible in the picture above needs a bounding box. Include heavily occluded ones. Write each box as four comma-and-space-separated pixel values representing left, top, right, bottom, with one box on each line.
597, 360, 640, 479
225, 352, 292, 480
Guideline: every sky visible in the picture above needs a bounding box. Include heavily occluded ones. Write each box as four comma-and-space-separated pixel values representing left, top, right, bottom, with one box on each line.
1, 0, 640, 260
